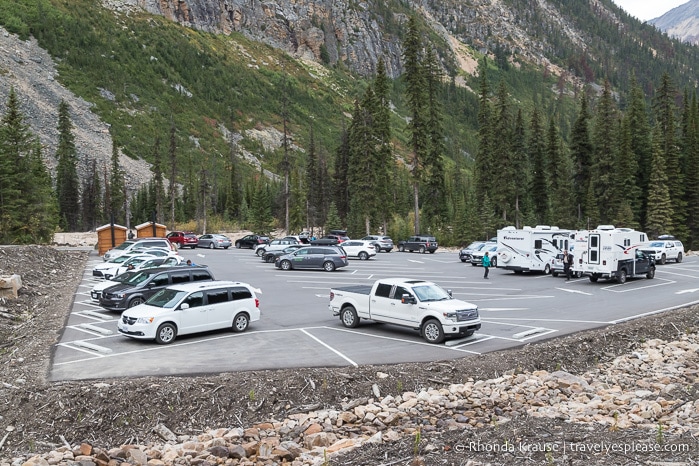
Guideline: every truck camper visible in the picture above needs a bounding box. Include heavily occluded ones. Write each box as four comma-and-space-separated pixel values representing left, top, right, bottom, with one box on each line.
573, 225, 655, 283
496, 225, 572, 273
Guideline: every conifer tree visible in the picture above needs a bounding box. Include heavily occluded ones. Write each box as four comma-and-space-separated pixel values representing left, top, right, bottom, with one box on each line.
570, 91, 593, 225
546, 117, 575, 227
591, 79, 617, 224
324, 201, 342, 233
614, 117, 640, 227
81, 158, 101, 230
491, 80, 514, 223
683, 92, 699, 249
333, 123, 350, 222
348, 94, 378, 235
402, 14, 429, 234
107, 139, 126, 225
168, 119, 178, 229
422, 46, 446, 227
151, 136, 165, 224
373, 57, 394, 233
645, 127, 674, 238
25, 141, 57, 243
627, 76, 652, 225
528, 107, 548, 223
305, 124, 319, 230
315, 148, 331, 230
511, 109, 530, 228
55, 100, 80, 231
0, 87, 32, 242
475, 58, 494, 206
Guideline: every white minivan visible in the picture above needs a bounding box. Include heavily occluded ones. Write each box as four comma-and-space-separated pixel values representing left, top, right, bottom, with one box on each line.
117, 281, 260, 344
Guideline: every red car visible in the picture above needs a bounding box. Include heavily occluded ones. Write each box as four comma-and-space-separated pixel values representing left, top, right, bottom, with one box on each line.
166, 231, 199, 249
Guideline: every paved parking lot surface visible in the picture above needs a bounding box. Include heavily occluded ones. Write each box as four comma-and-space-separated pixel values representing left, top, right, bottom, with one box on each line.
49, 248, 699, 381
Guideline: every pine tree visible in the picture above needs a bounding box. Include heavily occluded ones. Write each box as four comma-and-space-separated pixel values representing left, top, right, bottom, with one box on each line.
546, 117, 575, 227
333, 123, 350, 222
475, 58, 494, 205
570, 91, 593, 225
168, 119, 178, 229
24, 140, 57, 243
324, 201, 342, 233
305, 124, 319, 230
491, 80, 514, 223
347, 95, 378, 235
645, 127, 674, 238
591, 79, 617, 224
151, 136, 166, 224
683, 92, 699, 249
81, 158, 101, 230
0, 87, 32, 243
511, 109, 530, 228
614, 117, 640, 228
528, 107, 548, 224
627, 76, 652, 225
402, 14, 429, 234
107, 139, 126, 225
422, 46, 446, 227
373, 57, 394, 233
55, 100, 81, 231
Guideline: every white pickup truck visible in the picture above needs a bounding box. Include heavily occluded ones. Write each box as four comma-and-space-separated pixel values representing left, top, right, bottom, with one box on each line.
328, 278, 481, 344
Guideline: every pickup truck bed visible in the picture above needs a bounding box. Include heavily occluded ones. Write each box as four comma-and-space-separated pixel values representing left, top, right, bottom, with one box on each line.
331, 285, 373, 295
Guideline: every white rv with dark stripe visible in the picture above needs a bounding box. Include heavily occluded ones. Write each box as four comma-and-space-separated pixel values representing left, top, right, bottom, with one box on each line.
496, 225, 573, 273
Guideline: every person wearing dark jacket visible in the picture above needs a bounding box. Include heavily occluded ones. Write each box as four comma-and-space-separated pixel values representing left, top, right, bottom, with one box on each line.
563, 249, 574, 281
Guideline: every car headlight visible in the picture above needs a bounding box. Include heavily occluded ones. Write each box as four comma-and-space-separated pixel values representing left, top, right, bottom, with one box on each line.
136, 317, 154, 324
443, 312, 457, 321
114, 292, 125, 299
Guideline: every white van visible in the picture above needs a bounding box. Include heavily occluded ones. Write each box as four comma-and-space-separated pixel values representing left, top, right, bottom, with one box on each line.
117, 281, 260, 344
103, 238, 176, 261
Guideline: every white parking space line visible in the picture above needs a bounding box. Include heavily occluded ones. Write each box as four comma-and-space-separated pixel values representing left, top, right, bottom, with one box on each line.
447, 335, 495, 348
483, 317, 610, 324
74, 310, 117, 321
656, 269, 699, 279
602, 278, 675, 293
556, 288, 593, 295
75, 300, 104, 308
610, 298, 699, 324
300, 329, 358, 366
676, 288, 699, 294
463, 295, 555, 302
57, 343, 110, 357
479, 307, 529, 311
66, 325, 114, 337
325, 327, 481, 354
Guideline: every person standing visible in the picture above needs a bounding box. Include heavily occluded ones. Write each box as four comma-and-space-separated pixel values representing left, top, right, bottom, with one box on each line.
482, 251, 491, 279
563, 249, 573, 281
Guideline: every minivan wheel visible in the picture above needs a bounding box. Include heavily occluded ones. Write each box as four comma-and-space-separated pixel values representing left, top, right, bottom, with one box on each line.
128, 297, 144, 308
155, 323, 177, 344
280, 260, 292, 271
323, 261, 336, 272
232, 313, 249, 332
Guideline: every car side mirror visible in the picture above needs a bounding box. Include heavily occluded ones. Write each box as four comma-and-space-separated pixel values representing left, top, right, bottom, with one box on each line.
180, 303, 190, 310
401, 294, 416, 304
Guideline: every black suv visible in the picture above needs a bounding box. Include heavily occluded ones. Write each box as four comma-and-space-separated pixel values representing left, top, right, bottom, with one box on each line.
397, 235, 438, 253
100, 265, 214, 311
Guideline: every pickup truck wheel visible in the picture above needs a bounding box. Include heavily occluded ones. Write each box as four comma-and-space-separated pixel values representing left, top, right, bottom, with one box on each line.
256, 248, 265, 257
155, 323, 177, 344
398, 245, 405, 252
280, 260, 292, 270
340, 306, 360, 328
232, 313, 250, 332
419, 246, 426, 254
660, 254, 666, 265
460, 258, 467, 263
676, 253, 683, 263
589, 274, 599, 283
617, 269, 627, 284
323, 261, 336, 272
358, 251, 369, 260
552, 271, 559, 277
647, 267, 655, 279
422, 319, 445, 344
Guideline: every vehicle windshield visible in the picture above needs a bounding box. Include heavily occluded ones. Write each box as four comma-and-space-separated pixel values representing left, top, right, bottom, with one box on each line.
109, 255, 133, 264
113, 241, 136, 251
648, 242, 664, 247
412, 284, 451, 302
112, 271, 138, 282
123, 270, 155, 285
146, 289, 188, 308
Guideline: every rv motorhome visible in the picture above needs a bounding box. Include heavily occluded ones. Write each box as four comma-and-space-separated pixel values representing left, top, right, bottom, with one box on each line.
573, 225, 655, 283
496, 226, 573, 273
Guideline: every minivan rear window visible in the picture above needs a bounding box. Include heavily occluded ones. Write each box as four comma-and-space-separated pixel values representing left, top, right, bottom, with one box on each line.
170, 271, 191, 284
192, 270, 213, 281
207, 289, 229, 304
231, 287, 253, 300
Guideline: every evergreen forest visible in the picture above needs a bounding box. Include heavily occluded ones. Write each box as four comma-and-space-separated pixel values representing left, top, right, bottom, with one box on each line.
1, 0, 699, 249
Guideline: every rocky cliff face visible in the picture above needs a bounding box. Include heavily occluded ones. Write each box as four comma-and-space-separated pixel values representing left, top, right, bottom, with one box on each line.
651, 0, 699, 45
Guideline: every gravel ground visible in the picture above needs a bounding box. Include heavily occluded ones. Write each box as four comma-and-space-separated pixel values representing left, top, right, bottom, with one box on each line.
0, 245, 697, 465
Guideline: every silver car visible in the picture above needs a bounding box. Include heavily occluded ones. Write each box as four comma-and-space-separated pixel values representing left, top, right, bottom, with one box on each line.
197, 234, 232, 249
361, 235, 394, 252
275, 246, 348, 272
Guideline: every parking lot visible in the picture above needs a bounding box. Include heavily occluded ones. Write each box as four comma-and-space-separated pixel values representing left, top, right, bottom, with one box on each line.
49, 247, 699, 381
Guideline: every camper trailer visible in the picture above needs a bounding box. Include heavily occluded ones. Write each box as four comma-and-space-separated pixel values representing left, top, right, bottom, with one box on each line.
496, 226, 573, 273
573, 225, 655, 283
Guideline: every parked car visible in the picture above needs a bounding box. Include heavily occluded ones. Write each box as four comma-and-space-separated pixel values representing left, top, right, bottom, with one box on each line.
198, 234, 232, 249
234, 234, 270, 249
470, 243, 498, 267
459, 241, 487, 263
104, 254, 163, 280
91, 270, 140, 302
93, 252, 156, 278
361, 235, 394, 252
640, 236, 684, 264
100, 265, 215, 311
117, 280, 260, 344
275, 246, 348, 272
261, 244, 308, 263
340, 240, 377, 260
103, 237, 177, 261
166, 231, 199, 249
113, 255, 184, 277
397, 235, 438, 253
255, 238, 299, 257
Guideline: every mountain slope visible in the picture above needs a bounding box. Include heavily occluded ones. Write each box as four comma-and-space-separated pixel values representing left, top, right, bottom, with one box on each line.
651, 0, 699, 44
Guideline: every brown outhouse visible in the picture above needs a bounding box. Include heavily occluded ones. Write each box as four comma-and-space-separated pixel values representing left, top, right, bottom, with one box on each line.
96, 224, 128, 256
134, 221, 167, 238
